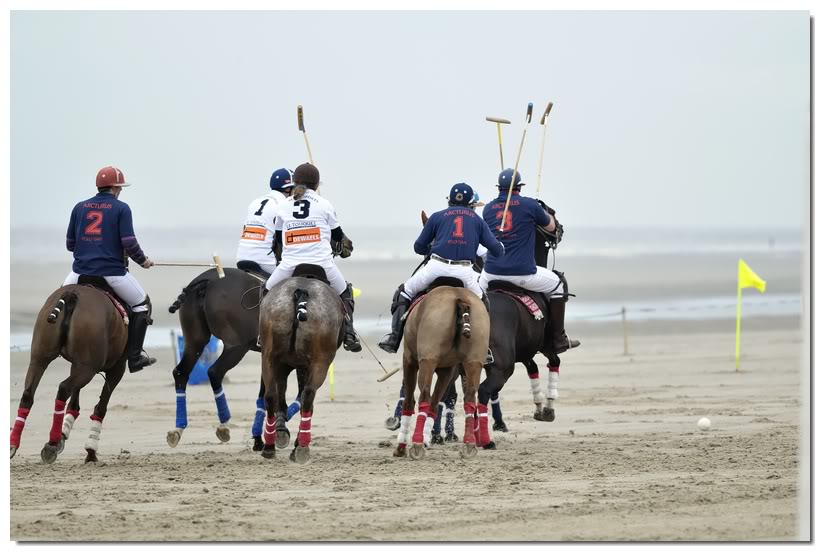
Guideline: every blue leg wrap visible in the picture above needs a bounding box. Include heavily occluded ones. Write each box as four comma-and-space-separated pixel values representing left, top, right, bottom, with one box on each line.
491, 393, 504, 424
394, 385, 405, 419
175, 388, 188, 429
213, 387, 231, 424
286, 394, 301, 421
432, 402, 444, 435
445, 397, 455, 437
251, 398, 265, 438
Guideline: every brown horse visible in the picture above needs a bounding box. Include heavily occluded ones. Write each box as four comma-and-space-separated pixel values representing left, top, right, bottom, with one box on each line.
10, 284, 129, 464
394, 284, 490, 460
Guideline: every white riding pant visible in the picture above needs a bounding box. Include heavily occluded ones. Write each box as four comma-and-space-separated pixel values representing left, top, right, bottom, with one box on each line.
265, 260, 347, 296
403, 259, 483, 300
62, 271, 150, 312
480, 267, 564, 298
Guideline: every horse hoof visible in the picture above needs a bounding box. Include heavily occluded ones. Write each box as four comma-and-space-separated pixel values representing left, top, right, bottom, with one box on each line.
261, 445, 276, 459
10, 446, 18, 459
431, 434, 444, 445
493, 422, 509, 433
541, 407, 556, 422
275, 429, 290, 450
393, 445, 407, 458
84, 448, 98, 464
482, 441, 497, 450
445, 433, 459, 443
167, 429, 182, 448
384, 416, 400, 431
252, 436, 264, 452
216, 425, 231, 443
409, 443, 426, 460
291, 446, 310, 464
41, 443, 58, 464
460, 443, 478, 459
56, 438, 66, 455
533, 409, 544, 422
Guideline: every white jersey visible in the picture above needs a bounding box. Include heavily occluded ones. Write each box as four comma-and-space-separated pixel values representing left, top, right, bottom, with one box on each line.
236, 192, 283, 265
275, 189, 338, 265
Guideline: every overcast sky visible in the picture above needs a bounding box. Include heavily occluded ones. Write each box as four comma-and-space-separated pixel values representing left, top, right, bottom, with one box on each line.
10, 10, 809, 231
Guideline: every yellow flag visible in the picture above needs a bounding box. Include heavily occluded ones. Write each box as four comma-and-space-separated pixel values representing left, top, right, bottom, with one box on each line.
353, 287, 362, 299
738, 259, 766, 293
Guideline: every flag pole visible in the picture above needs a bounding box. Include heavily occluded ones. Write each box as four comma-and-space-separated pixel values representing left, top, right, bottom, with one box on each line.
735, 285, 743, 371
329, 363, 335, 401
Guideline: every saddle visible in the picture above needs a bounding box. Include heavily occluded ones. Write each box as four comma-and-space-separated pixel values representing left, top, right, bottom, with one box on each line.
236, 260, 270, 283
293, 264, 330, 285
487, 280, 546, 321
77, 275, 131, 325
406, 277, 465, 319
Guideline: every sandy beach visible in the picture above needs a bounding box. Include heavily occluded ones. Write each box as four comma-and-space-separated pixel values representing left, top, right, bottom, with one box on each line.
9, 314, 805, 541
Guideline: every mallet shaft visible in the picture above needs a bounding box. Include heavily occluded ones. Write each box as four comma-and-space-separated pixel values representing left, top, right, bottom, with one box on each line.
500, 103, 533, 231
536, 101, 554, 195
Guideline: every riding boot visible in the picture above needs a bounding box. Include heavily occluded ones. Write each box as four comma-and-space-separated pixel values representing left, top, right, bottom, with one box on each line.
545, 296, 580, 354
481, 294, 494, 365
378, 288, 410, 354
127, 311, 157, 373
339, 284, 362, 352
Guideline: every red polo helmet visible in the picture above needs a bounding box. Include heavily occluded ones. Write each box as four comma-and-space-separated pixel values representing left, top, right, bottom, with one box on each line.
96, 166, 131, 189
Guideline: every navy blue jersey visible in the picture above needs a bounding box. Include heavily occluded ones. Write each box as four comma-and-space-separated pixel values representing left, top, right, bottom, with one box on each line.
414, 206, 504, 262
482, 192, 551, 275
66, 192, 146, 276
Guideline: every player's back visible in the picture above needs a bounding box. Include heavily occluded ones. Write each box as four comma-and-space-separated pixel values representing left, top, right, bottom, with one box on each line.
277, 190, 337, 264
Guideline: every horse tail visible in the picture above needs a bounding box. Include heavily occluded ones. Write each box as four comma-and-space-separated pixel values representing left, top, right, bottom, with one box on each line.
47, 291, 79, 348
289, 289, 310, 353
456, 299, 472, 343
169, 279, 209, 313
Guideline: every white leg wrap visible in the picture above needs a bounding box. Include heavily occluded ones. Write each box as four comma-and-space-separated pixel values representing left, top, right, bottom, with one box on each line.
547, 370, 560, 400
397, 414, 412, 445
85, 420, 103, 452
62, 414, 77, 439
423, 416, 434, 447
530, 376, 544, 404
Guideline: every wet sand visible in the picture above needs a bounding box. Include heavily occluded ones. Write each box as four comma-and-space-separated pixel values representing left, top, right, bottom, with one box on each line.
9, 318, 805, 541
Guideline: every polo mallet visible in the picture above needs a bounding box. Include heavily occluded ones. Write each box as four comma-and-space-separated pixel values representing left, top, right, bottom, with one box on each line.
499, 102, 533, 232
297, 105, 314, 165
351, 329, 400, 382
535, 101, 554, 196
154, 253, 225, 279
485, 116, 511, 171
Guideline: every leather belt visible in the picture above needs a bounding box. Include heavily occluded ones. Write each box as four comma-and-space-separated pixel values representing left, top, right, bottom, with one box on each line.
431, 254, 473, 266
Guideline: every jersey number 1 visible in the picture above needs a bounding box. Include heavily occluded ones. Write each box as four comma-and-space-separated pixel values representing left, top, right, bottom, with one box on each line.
254, 199, 269, 216
451, 216, 464, 238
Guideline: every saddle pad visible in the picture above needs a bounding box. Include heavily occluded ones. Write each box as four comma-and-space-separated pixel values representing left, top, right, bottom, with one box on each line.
403, 293, 428, 322
82, 284, 129, 325
495, 289, 544, 321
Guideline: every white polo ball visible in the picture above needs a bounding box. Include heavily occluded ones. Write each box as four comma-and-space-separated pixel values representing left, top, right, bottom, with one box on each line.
697, 417, 711, 431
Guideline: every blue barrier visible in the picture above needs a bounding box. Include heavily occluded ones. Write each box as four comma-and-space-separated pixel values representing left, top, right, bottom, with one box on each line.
176, 334, 223, 385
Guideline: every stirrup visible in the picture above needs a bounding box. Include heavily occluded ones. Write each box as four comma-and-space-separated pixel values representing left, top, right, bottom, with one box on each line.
344, 334, 362, 352
378, 333, 400, 354
128, 351, 157, 373
485, 349, 494, 365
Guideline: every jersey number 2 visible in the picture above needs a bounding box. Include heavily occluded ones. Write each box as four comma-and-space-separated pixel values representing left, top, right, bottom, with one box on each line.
293, 200, 310, 219
451, 216, 464, 238
85, 211, 103, 235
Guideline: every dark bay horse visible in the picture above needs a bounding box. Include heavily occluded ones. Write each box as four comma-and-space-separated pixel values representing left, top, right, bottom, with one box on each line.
258, 265, 345, 464
10, 285, 129, 464
395, 284, 490, 460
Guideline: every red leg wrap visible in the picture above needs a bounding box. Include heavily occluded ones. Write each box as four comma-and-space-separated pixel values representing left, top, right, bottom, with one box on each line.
10, 408, 30, 448
90, 414, 103, 422
548, 365, 560, 373
528, 372, 539, 380
463, 402, 477, 444
476, 403, 490, 446
49, 400, 66, 444
412, 402, 431, 444
263, 414, 277, 446
297, 410, 313, 447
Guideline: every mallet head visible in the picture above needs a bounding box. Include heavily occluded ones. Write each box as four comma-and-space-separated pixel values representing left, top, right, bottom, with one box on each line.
212, 253, 225, 279
485, 116, 511, 125
540, 101, 554, 125
297, 105, 305, 132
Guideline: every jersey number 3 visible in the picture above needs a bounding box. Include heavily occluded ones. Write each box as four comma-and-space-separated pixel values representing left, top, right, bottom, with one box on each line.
85, 211, 103, 235
293, 200, 310, 219
495, 210, 513, 233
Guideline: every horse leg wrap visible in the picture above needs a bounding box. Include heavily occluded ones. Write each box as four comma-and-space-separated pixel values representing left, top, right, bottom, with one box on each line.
422, 408, 436, 446
251, 398, 265, 438
175, 388, 188, 430
263, 414, 277, 446
62, 409, 80, 439
49, 400, 67, 444
432, 402, 445, 435
547, 365, 560, 400
476, 404, 491, 446
412, 402, 431, 445
397, 409, 414, 448
84, 416, 103, 453
213, 387, 231, 424
529, 371, 543, 405
463, 402, 477, 444
444, 400, 455, 438
10, 407, 30, 449
297, 410, 313, 448
394, 390, 404, 419
287, 395, 301, 421
491, 396, 503, 425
